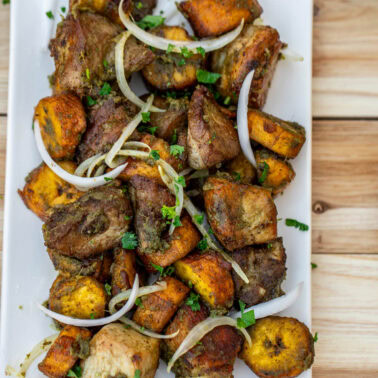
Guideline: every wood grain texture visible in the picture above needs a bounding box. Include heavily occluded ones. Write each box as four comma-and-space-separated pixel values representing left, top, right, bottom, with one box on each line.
313, 0, 378, 117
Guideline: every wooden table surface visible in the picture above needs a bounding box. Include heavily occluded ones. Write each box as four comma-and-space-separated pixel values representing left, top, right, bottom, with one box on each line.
0, 1, 378, 376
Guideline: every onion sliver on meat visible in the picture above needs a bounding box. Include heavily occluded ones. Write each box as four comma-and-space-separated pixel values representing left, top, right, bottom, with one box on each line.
118, 0, 244, 53
38, 275, 140, 327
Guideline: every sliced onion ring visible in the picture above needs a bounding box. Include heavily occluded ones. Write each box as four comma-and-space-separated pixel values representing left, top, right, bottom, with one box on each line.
38, 275, 140, 327
119, 0, 244, 53
109, 280, 167, 314
237, 69, 256, 167
75, 153, 102, 177
34, 121, 127, 191
281, 46, 304, 62
115, 31, 164, 112
167, 316, 251, 373
118, 316, 180, 339
5, 333, 59, 378
231, 282, 303, 320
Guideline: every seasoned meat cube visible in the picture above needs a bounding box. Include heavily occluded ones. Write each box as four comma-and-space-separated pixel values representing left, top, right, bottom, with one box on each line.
38, 325, 91, 378
142, 26, 204, 91
118, 134, 186, 184
111, 247, 137, 295
232, 238, 286, 306
81, 323, 160, 378
163, 304, 243, 377
18, 162, 82, 221
178, 0, 262, 38
187, 86, 240, 170
224, 153, 257, 184
255, 148, 296, 195
240, 316, 315, 378
50, 12, 154, 96
43, 182, 133, 259
34, 94, 86, 160
76, 97, 139, 162
175, 251, 234, 314
49, 275, 107, 319
203, 175, 277, 250
248, 109, 306, 158
133, 276, 190, 332
211, 24, 282, 109
129, 175, 200, 267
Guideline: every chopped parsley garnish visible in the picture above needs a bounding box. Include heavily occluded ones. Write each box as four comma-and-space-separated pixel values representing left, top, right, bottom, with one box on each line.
67, 366, 82, 378
194, 214, 204, 225
232, 171, 241, 182
99, 82, 112, 96
142, 111, 151, 123
175, 176, 186, 188
137, 15, 165, 30
61, 6, 66, 13
138, 124, 157, 135
122, 232, 138, 249
85, 68, 90, 80
259, 162, 270, 183
135, 298, 143, 308
103, 59, 109, 69
86, 96, 97, 106
149, 150, 160, 161
223, 96, 231, 105
178, 58, 186, 66
90, 313, 95, 319
313, 332, 318, 342
267, 243, 273, 249
161, 205, 176, 220
237, 300, 256, 328
180, 47, 193, 59
150, 263, 164, 274
170, 144, 185, 157
2, 0, 10, 4
167, 44, 174, 54
104, 283, 112, 296
124, 215, 131, 221
171, 129, 178, 144
104, 177, 113, 182
186, 292, 200, 311
134, 369, 141, 378
136, 1, 143, 9
150, 263, 175, 277
197, 238, 208, 251
285, 218, 309, 231
188, 280, 193, 288
196, 47, 206, 58
46, 11, 54, 19
196, 69, 221, 84
173, 216, 182, 227
311, 262, 318, 269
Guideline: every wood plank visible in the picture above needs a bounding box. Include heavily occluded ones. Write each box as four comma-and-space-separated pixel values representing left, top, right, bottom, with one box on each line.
0, 5, 9, 114
312, 254, 378, 377
312, 121, 378, 253
313, 0, 378, 117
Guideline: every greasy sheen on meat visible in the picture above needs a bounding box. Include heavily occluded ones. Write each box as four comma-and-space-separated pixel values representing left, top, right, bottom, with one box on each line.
187, 86, 240, 170
43, 181, 133, 259
50, 11, 154, 96
82, 323, 160, 378
203, 175, 277, 250
232, 238, 287, 306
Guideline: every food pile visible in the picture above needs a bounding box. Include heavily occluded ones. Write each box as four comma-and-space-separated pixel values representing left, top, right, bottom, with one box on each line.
13, 0, 314, 377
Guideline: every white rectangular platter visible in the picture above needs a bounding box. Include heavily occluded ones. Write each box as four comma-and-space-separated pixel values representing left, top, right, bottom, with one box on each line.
0, 0, 313, 376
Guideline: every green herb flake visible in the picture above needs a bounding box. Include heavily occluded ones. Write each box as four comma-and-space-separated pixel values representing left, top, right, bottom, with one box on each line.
259, 162, 270, 183
194, 214, 204, 225
285, 218, 309, 231
137, 15, 165, 30
90, 313, 95, 319
237, 300, 256, 328
149, 150, 160, 161
85, 68, 90, 80
86, 96, 97, 106
313, 332, 318, 343
180, 47, 193, 59
67, 366, 82, 378
104, 283, 112, 296
2, 0, 10, 4
173, 215, 182, 227
151, 263, 164, 274
135, 298, 143, 308
167, 44, 174, 54
161, 205, 176, 220
122, 232, 138, 249
188, 280, 193, 288
311, 262, 318, 269
135, 369, 141, 378
233, 171, 241, 182
197, 238, 208, 251
99, 82, 112, 96
104, 177, 113, 182
178, 58, 186, 67
136, 2, 143, 9
61, 6, 66, 13
267, 243, 273, 249
196, 69, 221, 84
196, 47, 206, 58
103, 59, 109, 69
171, 129, 178, 144
223, 96, 231, 105
175, 176, 186, 188
46, 11, 54, 19
186, 292, 201, 311
142, 111, 151, 123
124, 215, 131, 221
170, 144, 185, 157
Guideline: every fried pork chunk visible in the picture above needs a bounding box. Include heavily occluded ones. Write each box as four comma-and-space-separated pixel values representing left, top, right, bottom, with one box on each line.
211, 24, 283, 109
111, 247, 137, 295
50, 12, 154, 96
232, 238, 286, 306
163, 304, 243, 377
203, 175, 277, 250
82, 323, 160, 378
187, 86, 240, 170
178, 0, 262, 38
129, 175, 200, 267
43, 181, 133, 259
76, 97, 139, 162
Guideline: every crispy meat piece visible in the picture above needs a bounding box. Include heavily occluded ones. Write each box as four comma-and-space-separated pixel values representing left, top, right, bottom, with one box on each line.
224, 153, 257, 184
76, 97, 139, 162
111, 247, 137, 296
232, 238, 286, 306
187, 86, 240, 170
82, 323, 160, 378
50, 12, 154, 96
163, 304, 243, 377
43, 181, 133, 259
211, 24, 282, 109
178, 0, 262, 38
203, 175, 277, 250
